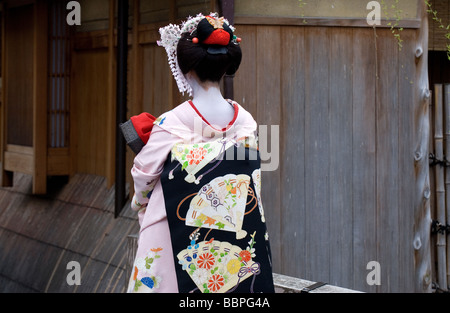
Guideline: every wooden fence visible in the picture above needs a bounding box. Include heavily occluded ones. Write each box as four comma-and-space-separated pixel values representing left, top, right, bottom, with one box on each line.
429, 83, 450, 292
230, 6, 431, 291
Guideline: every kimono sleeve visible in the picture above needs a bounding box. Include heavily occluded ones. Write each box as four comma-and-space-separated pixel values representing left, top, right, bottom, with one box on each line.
130, 125, 178, 212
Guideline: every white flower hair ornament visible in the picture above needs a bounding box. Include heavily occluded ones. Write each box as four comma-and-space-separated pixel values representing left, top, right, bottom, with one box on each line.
157, 13, 239, 96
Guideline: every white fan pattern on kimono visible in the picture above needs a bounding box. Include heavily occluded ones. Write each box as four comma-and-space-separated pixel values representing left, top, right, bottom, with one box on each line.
186, 174, 251, 240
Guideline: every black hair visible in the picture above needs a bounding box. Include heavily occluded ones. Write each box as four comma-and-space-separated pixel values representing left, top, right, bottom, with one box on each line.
176, 30, 242, 82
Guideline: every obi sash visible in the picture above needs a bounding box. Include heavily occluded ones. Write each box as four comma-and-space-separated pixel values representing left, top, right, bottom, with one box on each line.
161, 139, 274, 293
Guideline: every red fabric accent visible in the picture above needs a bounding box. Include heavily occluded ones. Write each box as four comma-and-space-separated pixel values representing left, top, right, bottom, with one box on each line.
202, 29, 231, 46
189, 100, 238, 132
130, 112, 156, 144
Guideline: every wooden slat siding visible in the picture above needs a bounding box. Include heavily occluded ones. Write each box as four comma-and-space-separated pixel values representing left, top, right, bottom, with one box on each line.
233, 25, 257, 117
256, 25, 282, 272
429, 0, 449, 51
74, 219, 137, 293
376, 29, 400, 292
398, 29, 416, 293
72, 49, 110, 177
329, 27, 354, 288
350, 27, 377, 293
304, 26, 331, 283
235, 16, 421, 29
5, 4, 34, 147
279, 26, 306, 277
141, 44, 171, 117
0, 172, 138, 293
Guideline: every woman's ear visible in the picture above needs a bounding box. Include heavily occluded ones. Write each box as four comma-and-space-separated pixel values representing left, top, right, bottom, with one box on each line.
184, 71, 195, 87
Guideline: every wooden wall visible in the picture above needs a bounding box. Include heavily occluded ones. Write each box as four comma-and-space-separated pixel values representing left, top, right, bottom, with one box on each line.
4, 4, 34, 147
428, 0, 449, 51
71, 49, 111, 177
232, 24, 422, 292
1, 0, 49, 194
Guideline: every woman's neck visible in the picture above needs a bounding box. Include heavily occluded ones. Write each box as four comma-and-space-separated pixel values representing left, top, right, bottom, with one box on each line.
188, 75, 235, 129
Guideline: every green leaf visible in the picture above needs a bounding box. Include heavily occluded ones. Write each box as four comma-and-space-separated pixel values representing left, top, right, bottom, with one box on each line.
134, 279, 142, 291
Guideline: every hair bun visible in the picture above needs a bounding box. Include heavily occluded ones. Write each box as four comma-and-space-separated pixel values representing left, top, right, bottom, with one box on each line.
196, 16, 233, 46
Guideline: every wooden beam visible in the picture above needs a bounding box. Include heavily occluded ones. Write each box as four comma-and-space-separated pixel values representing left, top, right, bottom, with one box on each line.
0, 1, 13, 187
273, 273, 361, 293
234, 16, 421, 29
115, 0, 129, 217
106, 0, 116, 188
32, 0, 48, 194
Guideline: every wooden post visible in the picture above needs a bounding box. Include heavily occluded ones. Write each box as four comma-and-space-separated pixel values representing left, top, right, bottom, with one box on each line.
434, 84, 447, 290
0, 1, 13, 188
115, 0, 129, 218
413, 0, 432, 293
106, 0, 116, 188
32, 0, 48, 194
